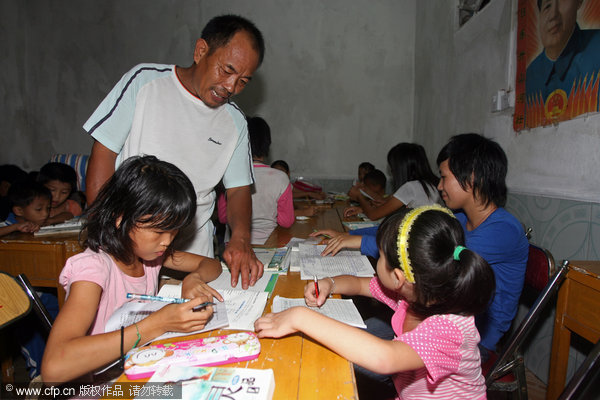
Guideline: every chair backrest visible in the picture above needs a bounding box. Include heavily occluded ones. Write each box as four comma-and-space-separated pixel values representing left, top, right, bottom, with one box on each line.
525, 244, 555, 293
485, 259, 570, 385
0, 271, 32, 329
49, 153, 89, 192
15, 274, 54, 331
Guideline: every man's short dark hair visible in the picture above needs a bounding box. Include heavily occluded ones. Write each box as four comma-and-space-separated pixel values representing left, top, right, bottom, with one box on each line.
248, 116, 271, 158
364, 169, 387, 190
8, 180, 51, 208
436, 133, 507, 207
202, 14, 265, 66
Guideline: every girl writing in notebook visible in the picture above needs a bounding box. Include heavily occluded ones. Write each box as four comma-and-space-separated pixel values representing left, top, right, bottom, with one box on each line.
42, 156, 223, 383
311, 143, 441, 257
255, 205, 495, 399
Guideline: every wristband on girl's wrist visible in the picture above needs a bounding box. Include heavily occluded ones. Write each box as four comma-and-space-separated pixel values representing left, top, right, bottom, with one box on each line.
327, 277, 336, 298
132, 323, 141, 349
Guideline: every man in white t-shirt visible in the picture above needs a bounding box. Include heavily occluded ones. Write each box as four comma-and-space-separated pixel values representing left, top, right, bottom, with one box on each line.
84, 15, 264, 289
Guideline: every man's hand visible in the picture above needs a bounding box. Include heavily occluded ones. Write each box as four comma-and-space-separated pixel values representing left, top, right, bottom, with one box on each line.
223, 236, 263, 289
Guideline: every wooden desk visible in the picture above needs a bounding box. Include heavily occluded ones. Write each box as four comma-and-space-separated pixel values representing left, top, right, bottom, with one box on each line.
0, 231, 83, 307
114, 205, 358, 399
547, 261, 600, 400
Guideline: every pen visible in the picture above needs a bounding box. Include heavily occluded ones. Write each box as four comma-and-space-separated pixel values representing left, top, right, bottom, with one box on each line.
127, 293, 187, 304
314, 276, 320, 298
126, 293, 215, 310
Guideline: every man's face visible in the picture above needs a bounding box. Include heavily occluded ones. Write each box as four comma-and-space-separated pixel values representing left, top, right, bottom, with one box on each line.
189, 31, 260, 108
538, 0, 582, 60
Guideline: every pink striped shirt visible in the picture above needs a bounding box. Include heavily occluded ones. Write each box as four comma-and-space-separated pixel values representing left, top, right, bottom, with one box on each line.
369, 277, 487, 399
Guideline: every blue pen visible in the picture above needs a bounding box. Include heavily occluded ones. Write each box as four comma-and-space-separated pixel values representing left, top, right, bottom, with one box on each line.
126, 293, 216, 310
126, 293, 187, 304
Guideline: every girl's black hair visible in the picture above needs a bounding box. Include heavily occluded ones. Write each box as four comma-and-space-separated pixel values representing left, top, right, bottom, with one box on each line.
84, 156, 197, 265
248, 116, 271, 159
37, 162, 77, 194
387, 143, 439, 198
376, 208, 495, 318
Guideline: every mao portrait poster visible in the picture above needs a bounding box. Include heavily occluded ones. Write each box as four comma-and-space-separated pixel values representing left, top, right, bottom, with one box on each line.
514, 0, 600, 131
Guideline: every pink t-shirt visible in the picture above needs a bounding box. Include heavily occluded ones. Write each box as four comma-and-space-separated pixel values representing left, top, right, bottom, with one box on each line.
369, 278, 487, 400
59, 248, 161, 335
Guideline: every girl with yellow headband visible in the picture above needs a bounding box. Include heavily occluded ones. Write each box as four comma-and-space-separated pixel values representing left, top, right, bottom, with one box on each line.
255, 205, 495, 399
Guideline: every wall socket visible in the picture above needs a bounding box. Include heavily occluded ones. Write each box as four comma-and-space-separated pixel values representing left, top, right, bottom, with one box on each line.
491, 90, 510, 112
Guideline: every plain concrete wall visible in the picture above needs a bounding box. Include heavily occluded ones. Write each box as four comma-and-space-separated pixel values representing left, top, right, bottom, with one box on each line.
0, 0, 416, 180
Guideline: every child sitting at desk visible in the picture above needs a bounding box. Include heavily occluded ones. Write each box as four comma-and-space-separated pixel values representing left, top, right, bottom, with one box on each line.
345, 143, 441, 221
358, 168, 387, 204
0, 164, 29, 221
37, 162, 83, 225
42, 156, 223, 383
255, 205, 495, 399
270, 159, 318, 217
271, 159, 327, 201
312, 144, 440, 258
218, 117, 295, 245
0, 180, 51, 236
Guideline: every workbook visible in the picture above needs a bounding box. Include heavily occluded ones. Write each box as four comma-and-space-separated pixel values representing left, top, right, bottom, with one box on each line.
105, 298, 229, 342
271, 296, 366, 329
160, 277, 271, 331
33, 217, 85, 236
143, 365, 275, 400
124, 332, 262, 380
252, 247, 290, 273
298, 244, 375, 280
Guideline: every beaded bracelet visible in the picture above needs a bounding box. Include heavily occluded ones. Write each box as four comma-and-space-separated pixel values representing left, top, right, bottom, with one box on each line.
327, 277, 336, 298
132, 323, 141, 349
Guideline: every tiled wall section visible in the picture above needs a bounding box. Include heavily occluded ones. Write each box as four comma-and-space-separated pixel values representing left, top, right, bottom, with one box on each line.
506, 192, 600, 262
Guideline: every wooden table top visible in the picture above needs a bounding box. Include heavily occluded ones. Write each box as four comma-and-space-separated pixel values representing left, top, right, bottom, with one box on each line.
113, 203, 359, 400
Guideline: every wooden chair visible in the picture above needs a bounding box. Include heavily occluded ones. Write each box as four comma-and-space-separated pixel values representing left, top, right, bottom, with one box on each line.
0, 272, 53, 383
483, 248, 568, 399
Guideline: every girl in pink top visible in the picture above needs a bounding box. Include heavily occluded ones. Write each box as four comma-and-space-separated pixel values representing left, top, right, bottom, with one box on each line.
255, 205, 495, 399
42, 156, 223, 383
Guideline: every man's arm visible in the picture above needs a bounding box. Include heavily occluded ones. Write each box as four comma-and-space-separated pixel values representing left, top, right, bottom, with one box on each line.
223, 185, 263, 289
85, 140, 117, 206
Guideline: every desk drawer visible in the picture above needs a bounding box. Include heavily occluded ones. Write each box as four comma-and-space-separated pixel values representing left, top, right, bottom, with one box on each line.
0, 243, 64, 282
563, 278, 600, 342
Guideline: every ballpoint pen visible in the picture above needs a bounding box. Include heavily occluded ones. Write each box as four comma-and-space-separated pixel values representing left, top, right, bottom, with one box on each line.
314, 276, 320, 298
126, 293, 215, 310
312, 229, 331, 239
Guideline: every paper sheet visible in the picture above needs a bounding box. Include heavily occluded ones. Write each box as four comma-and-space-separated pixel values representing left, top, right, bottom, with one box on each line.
104, 300, 229, 341
157, 281, 270, 331
298, 244, 375, 279
217, 289, 269, 331
271, 296, 366, 329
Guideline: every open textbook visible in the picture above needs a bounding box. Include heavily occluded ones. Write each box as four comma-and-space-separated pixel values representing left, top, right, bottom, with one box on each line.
298, 244, 375, 280
271, 296, 366, 329
159, 270, 273, 331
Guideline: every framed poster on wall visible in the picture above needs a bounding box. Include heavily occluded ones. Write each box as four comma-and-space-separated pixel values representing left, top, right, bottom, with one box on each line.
514, 0, 600, 131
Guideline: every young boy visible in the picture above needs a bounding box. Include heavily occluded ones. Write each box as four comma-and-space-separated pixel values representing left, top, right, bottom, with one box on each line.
360, 169, 387, 203
0, 180, 51, 236
436, 133, 529, 362
37, 162, 83, 225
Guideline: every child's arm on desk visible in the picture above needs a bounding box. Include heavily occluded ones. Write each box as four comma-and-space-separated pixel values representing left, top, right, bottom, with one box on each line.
0, 221, 40, 236
352, 191, 404, 221
255, 305, 424, 374
164, 251, 224, 302
42, 281, 214, 383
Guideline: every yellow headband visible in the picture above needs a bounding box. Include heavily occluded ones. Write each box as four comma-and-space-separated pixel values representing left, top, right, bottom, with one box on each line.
397, 204, 455, 283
